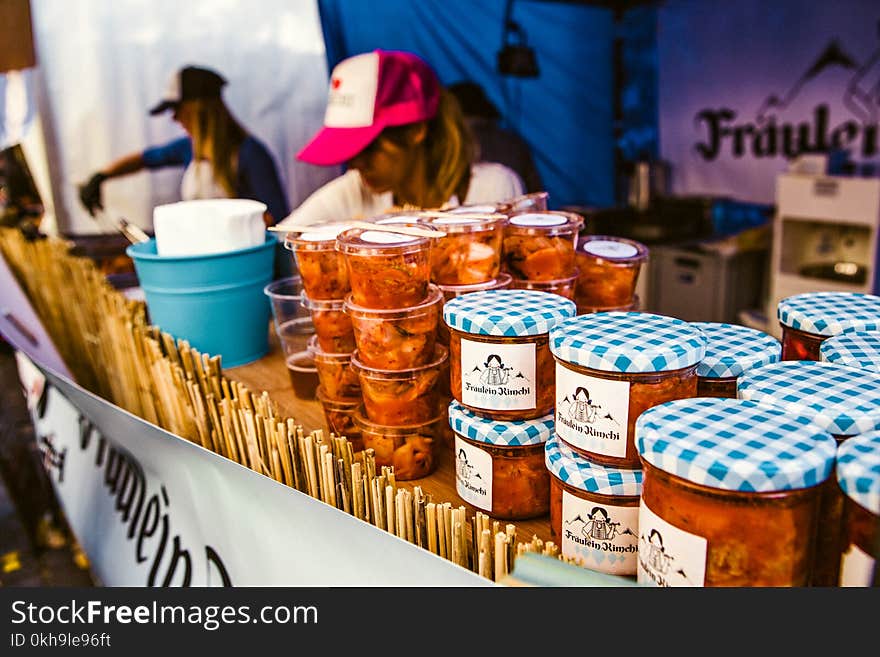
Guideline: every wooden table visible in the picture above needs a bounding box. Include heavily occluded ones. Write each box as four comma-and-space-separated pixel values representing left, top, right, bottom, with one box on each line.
226, 325, 554, 546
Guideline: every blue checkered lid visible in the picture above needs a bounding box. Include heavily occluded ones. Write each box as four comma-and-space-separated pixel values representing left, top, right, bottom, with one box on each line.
836, 430, 880, 515
820, 330, 880, 372
443, 289, 576, 337
549, 312, 707, 373
636, 397, 837, 492
448, 400, 552, 446
544, 434, 643, 496
691, 322, 781, 379
777, 292, 880, 336
738, 360, 880, 437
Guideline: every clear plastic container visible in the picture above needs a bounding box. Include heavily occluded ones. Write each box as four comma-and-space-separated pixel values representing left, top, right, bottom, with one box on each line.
574, 235, 648, 308
691, 322, 781, 400
286, 350, 319, 399
777, 292, 880, 361
351, 345, 447, 426
508, 191, 549, 213
446, 202, 514, 217
576, 294, 640, 316
336, 226, 433, 309
353, 410, 443, 480
284, 223, 354, 300
636, 397, 837, 587
449, 401, 552, 520
344, 284, 442, 370
510, 269, 579, 300
443, 289, 577, 420
316, 386, 363, 451
550, 312, 706, 468
307, 335, 361, 401
421, 212, 506, 285
436, 273, 513, 346
545, 434, 642, 577
502, 211, 584, 281
302, 294, 356, 354
836, 430, 880, 587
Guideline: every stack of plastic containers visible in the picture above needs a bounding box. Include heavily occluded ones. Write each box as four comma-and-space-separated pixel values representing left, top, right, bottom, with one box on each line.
573, 235, 648, 314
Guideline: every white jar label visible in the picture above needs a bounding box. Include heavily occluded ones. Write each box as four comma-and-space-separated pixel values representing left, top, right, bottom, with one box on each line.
583, 240, 638, 259
455, 436, 493, 511
555, 363, 629, 457
510, 213, 566, 227
839, 544, 875, 587
460, 339, 536, 411
359, 230, 415, 244
637, 502, 707, 587
561, 490, 639, 576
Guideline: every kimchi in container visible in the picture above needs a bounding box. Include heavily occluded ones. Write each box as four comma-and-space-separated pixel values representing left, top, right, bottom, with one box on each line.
307, 335, 361, 401
574, 235, 648, 308
502, 211, 584, 281
738, 359, 880, 586
577, 294, 640, 316
284, 223, 354, 300
448, 400, 552, 520
835, 430, 880, 587
545, 434, 642, 577
690, 321, 781, 398
510, 269, 579, 300
636, 397, 836, 587
302, 293, 356, 354
548, 312, 706, 469
316, 386, 363, 451
820, 330, 880, 372
436, 274, 513, 346
353, 409, 443, 480
777, 292, 880, 361
443, 289, 576, 421
421, 212, 507, 285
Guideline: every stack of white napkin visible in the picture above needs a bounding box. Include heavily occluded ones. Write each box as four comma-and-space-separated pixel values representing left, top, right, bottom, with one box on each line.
153, 199, 267, 257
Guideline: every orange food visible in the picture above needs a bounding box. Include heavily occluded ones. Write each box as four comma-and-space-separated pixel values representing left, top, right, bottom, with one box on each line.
781, 326, 825, 361
511, 271, 578, 300
310, 341, 361, 400
425, 216, 505, 285
293, 248, 350, 300
309, 304, 356, 353
316, 389, 363, 452
503, 235, 576, 280
355, 413, 441, 480
573, 236, 647, 308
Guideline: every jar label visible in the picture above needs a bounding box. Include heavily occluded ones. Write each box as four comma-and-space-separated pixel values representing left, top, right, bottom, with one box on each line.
555, 363, 629, 457
510, 213, 566, 227
561, 490, 639, 576
582, 240, 638, 259
637, 503, 707, 587
460, 339, 536, 411
455, 436, 493, 511
839, 544, 875, 587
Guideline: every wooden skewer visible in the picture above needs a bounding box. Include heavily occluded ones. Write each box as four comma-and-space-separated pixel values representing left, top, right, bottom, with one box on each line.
268, 220, 444, 239
495, 532, 508, 582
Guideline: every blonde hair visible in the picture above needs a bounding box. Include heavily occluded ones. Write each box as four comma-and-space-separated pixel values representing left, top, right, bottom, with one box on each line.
188, 97, 247, 197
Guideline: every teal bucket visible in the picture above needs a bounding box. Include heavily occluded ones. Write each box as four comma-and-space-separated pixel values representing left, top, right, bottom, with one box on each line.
126, 235, 276, 368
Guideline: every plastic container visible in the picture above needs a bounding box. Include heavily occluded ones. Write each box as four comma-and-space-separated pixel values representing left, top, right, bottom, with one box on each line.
738, 359, 880, 586
264, 276, 311, 336
127, 235, 275, 368
545, 434, 642, 577
448, 400, 552, 520
510, 269, 579, 300
549, 312, 706, 469
509, 191, 549, 213
446, 202, 514, 216
437, 273, 514, 346
352, 345, 447, 426
316, 386, 363, 451
577, 294, 640, 316
344, 284, 442, 370
353, 410, 443, 480
307, 335, 361, 401
421, 212, 506, 285
574, 235, 648, 308
636, 397, 837, 587
835, 431, 880, 587
820, 330, 880, 372
302, 294, 355, 354
502, 211, 584, 281
286, 350, 319, 399
691, 321, 781, 398
336, 226, 433, 309
443, 289, 577, 420
777, 292, 880, 361
284, 223, 354, 300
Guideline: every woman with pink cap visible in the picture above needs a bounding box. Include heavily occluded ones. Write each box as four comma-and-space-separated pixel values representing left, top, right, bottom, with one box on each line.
278, 50, 524, 228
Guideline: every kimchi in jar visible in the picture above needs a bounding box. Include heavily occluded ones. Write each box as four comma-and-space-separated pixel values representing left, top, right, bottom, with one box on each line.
448, 400, 552, 520
302, 294, 356, 354
353, 410, 443, 480
777, 291, 880, 361
502, 211, 583, 281
307, 335, 361, 401
443, 289, 576, 421
549, 312, 706, 469
691, 321, 781, 399
820, 330, 880, 373
545, 434, 642, 577
836, 430, 880, 587
574, 235, 648, 308
636, 397, 837, 587
421, 212, 507, 285
284, 223, 354, 300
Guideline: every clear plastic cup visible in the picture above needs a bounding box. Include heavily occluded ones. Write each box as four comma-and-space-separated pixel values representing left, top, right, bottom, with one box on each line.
510, 269, 579, 300
307, 335, 361, 401
264, 276, 313, 336
353, 410, 443, 480
509, 191, 549, 213
316, 386, 363, 451
284, 223, 354, 300
574, 234, 648, 308
286, 350, 319, 399
343, 284, 442, 370
420, 212, 507, 285
351, 345, 448, 426
502, 211, 584, 280
302, 293, 356, 353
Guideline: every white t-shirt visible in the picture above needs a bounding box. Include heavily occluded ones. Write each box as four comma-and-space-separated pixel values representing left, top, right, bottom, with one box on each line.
277, 162, 525, 228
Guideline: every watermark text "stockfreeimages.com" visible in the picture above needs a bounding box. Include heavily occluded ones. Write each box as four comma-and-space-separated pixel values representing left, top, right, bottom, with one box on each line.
11, 600, 318, 632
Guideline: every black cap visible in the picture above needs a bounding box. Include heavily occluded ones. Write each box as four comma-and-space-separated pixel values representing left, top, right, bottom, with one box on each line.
149, 65, 227, 115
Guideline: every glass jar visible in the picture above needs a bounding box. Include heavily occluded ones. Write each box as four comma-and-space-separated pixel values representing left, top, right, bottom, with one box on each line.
691, 321, 781, 399
836, 430, 880, 587
316, 386, 363, 452
510, 269, 579, 301
574, 235, 648, 308
545, 434, 642, 577
336, 226, 433, 309
502, 211, 584, 281
284, 223, 354, 300
549, 312, 706, 468
777, 292, 880, 361
443, 289, 577, 420
421, 212, 507, 285
302, 294, 355, 354
343, 284, 442, 370
353, 410, 443, 480
449, 400, 552, 520
820, 330, 880, 372
351, 346, 447, 426
636, 397, 837, 587
307, 335, 361, 401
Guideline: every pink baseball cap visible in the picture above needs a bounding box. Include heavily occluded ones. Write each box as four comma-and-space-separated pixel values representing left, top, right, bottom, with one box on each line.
297, 50, 441, 166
